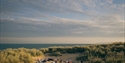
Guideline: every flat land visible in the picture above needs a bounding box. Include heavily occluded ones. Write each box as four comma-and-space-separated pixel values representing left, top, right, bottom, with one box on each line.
33, 53, 79, 63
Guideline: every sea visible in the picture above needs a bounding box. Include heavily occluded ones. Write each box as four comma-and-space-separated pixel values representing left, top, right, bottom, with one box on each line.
0, 44, 89, 50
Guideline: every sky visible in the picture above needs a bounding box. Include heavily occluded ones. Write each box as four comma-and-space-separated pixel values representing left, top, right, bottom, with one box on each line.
0, 0, 125, 44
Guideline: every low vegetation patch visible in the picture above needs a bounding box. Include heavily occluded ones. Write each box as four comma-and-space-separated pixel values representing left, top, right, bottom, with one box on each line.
49, 51, 62, 56
0, 48, 44, 63
0, 42, 125, 63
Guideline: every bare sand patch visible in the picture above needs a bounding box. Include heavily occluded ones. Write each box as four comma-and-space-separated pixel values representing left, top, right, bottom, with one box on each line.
32, 55, 45, 63
33, 53, 79, 63
45, 53, 79, 62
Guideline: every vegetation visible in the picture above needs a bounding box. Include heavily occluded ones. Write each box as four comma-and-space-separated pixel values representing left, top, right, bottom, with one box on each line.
49, 51, 62, 56
76, 42, 125, 63
40, 42, 125, 63
0, 48, 44, 63
0, 42, 124, 63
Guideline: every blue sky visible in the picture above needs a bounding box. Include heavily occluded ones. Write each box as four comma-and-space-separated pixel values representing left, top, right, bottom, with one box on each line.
0, 0, 125, 44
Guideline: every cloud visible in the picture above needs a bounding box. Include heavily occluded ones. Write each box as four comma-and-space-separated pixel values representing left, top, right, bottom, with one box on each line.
2, 0, 124, 16
1, 0, 124, 44
1, 0, 124, 21
1, 13, 124, 38
0, 0, 124, 38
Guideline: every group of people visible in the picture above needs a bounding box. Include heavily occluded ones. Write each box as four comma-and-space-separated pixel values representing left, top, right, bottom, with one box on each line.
36, 58, 73, 63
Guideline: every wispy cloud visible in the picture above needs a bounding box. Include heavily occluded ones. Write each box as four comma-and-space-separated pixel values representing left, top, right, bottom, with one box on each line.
1, 13, 124, 37
2, 0, 124, 16
0, 0, 124, 43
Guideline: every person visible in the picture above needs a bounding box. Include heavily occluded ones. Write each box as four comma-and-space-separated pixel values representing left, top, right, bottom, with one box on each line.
69, 60, 72, 63
69, 61, 72, 63
66, 61, 69, 63
53, 61, 55, 63
64, 61, 67, 63
54, 59, 56, 63
55, 60, 57, 63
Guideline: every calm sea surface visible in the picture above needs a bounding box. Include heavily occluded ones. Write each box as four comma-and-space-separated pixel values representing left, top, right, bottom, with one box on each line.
0, 44, 89, 50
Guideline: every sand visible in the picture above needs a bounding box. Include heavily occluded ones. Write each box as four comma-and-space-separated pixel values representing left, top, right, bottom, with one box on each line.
33, 53, 80, 63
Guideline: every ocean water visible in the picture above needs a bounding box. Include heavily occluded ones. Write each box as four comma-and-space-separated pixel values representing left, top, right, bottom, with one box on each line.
0, 44, 88, 50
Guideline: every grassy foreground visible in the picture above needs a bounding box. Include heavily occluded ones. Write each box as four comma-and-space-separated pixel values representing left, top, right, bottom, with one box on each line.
0, 42, 125, 63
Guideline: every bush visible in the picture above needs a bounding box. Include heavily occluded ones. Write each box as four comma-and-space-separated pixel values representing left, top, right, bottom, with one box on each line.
49, 52, 62, 56
0, 48, 44, 63
76, 42, 125, 63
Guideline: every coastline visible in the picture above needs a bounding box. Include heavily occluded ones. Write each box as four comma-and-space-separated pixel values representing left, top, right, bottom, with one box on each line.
0, 42, 125, 63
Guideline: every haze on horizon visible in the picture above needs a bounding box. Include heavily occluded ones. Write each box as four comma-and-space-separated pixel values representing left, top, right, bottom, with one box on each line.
0, 0, 125, 44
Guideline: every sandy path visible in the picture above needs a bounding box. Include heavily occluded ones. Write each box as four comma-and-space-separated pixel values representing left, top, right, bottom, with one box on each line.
33, 53, 79, 63
45, 53, 79, 62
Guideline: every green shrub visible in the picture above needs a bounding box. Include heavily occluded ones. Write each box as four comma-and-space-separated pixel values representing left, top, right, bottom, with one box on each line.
0, 48, 44, 63
49, 51, 62, 56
